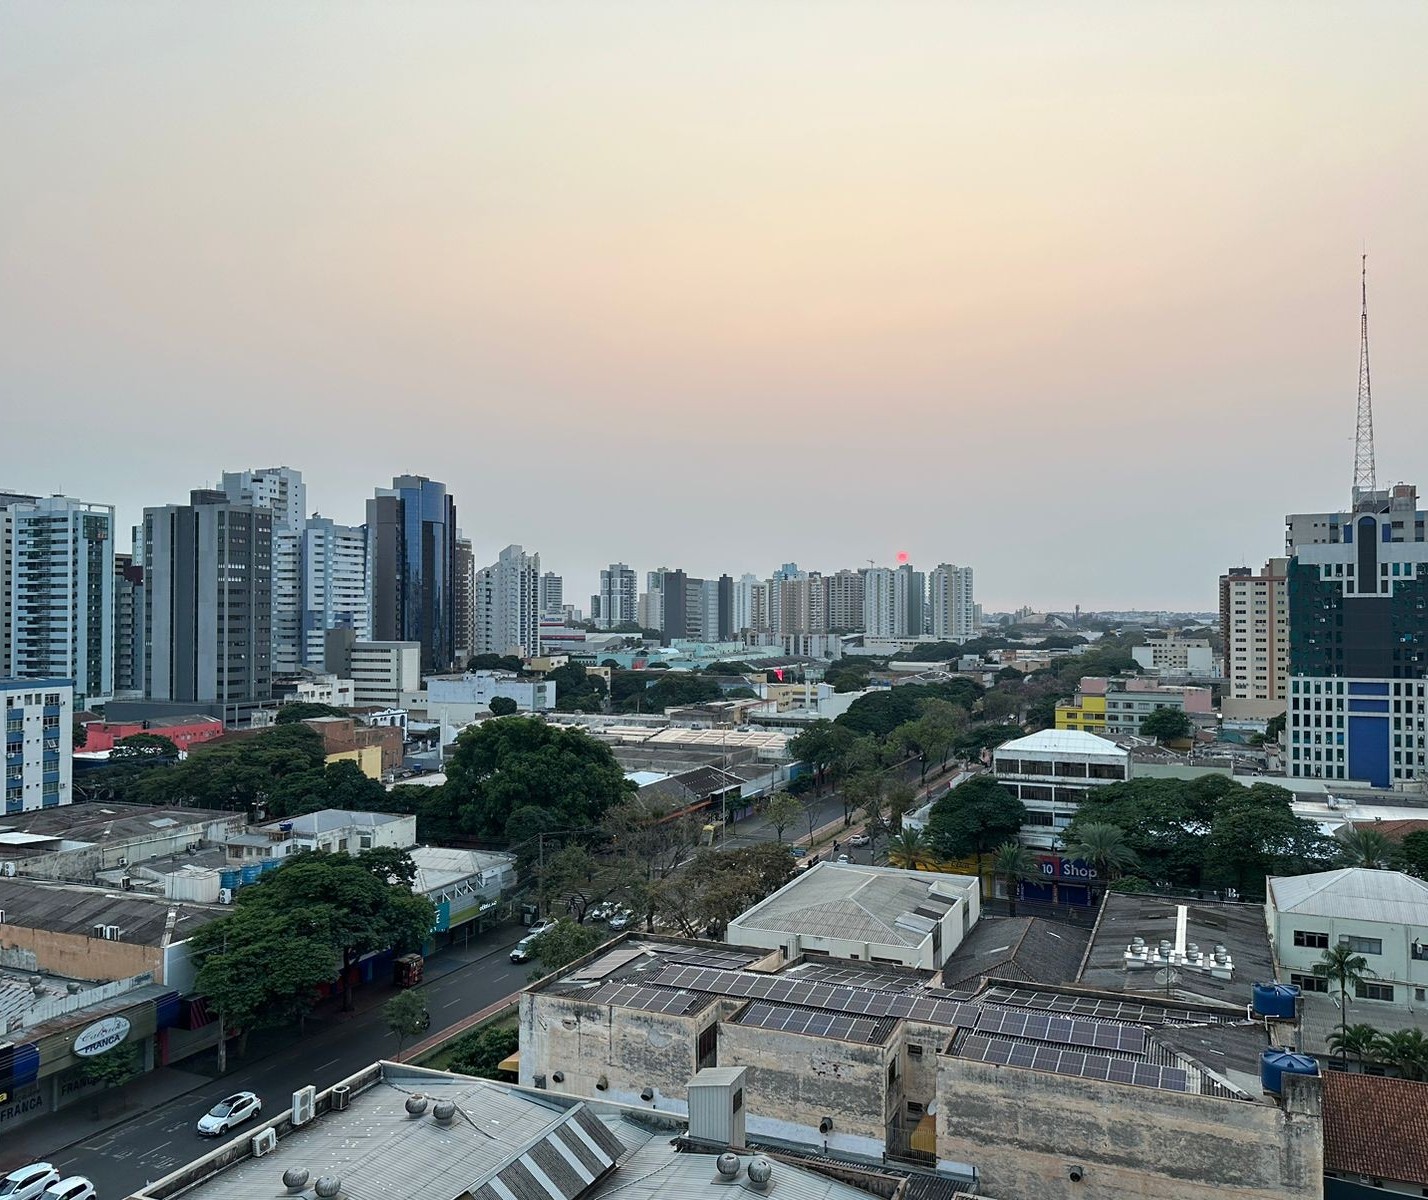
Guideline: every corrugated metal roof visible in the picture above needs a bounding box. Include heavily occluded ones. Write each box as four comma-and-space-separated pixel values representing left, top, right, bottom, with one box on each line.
1269, 868, 1428, 924
994, 729, 1127, 758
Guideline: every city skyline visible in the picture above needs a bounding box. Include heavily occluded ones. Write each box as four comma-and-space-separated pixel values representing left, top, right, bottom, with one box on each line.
3, 3, 1426, 609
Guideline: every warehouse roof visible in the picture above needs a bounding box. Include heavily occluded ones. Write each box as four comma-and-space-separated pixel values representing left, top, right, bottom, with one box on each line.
994, 729, 1128, 758
0, 878, 222, 945
1268, 868, 1428, 925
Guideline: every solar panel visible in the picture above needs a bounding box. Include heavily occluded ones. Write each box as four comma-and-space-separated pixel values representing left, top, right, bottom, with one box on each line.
973, 1007, 1148, 1054
792, 964, 924, 992
957, 1034, 1189, 1093
979, 985, 1221, 1027
584, 982, 707, 1016
734, 1001, 891, 1044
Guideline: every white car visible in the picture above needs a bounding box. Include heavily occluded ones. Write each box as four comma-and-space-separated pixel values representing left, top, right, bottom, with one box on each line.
510, 933, 539, 963
847, 834, 871, 847
1, 1164, 61, 1200
607, 908, 633, 931
529, 917, 559, 937
39, 1180, 94, 1200
197, 1091, 263, 1136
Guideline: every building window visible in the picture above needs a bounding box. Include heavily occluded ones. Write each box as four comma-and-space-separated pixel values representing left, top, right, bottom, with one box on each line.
1293, 930, 1329, 949
1341, 935, 1383, 956
697, 1023, 718, 1069
907, 1044, 924, 1057
1356, 981, 1394, 1002
1289, 973, 1328, 993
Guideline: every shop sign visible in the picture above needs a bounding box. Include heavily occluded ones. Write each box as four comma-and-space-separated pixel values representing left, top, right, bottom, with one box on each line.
73, 1015, 132, 1057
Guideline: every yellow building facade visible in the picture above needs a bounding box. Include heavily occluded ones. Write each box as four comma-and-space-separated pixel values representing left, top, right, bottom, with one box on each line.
1054, 693, 1107, 732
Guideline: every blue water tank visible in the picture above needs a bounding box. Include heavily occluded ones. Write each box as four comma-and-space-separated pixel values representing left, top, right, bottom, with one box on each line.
1252, 982, 1301, 1020
219, 869, 241, 891
279, 821, 294, 833
240, 863, 263, 885
1261, 1049, 1319, 1095
261, 858, 282, 873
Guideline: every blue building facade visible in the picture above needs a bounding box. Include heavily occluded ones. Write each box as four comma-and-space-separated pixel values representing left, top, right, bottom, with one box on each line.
3, 677, 73, 814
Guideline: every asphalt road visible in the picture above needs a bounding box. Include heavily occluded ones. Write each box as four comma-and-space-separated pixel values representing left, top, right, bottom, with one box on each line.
51, 929, 531, 1199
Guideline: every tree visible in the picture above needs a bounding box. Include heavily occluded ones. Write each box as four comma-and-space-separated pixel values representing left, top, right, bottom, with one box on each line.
1326, 1022, 1382, 1069
763, 793, 803, 842
1264, 712, 1286, 742
537, 845, 636, 923
443, 717, 633, 840
1314, 944, 1375, 1065
123, 723, 325, 812
548, 662, 608, 713
787, 721, 854, 794
887, 828, 933, 870
488, 697, 519, 717
1066, 824, 1139, 892
384, 989, 430, 1059
991, 841, 1038, 917
109, 733, 181, 760
1400, 830, 1428, 878
653, 845, 795, 939
266, 758, 388, 819
1338, 825, 1396, 869
275, 702, 349, 723
446, 1023, 519, 1078
78, 1044, 140, 1114
981, 690, 1020, 724
925, 775, 1028, 878
1373, 1028, 1428, 1082
1139, 707, 1193, 742
467, 654, 525, 674
529, 922, 606, 975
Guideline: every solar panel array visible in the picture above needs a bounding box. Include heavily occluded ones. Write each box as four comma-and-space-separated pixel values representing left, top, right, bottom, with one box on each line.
959, 1034, 1190, 1092
659, 946, 762, 970
974, 1006, 1148, 1055
734, 1001, 892, 1044
650, 965, 975, 1028
979, 985, 1216, 1026
584, 982, 708, 1016
790, 963, 925, 992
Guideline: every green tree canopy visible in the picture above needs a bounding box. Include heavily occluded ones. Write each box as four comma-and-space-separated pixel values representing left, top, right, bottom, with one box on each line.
466, 654, 526, 674
614, 671, 721, 713
488, 696, 519, 717
1337, 825, 1396, 869
109, 733, 181, 760
835, 679, 983, 739
548, 663, 608, 713
124, 723, 325, 811
991, 841, 1038, 917
384, 989, 430, 1058
447, 1024, 520, 1079
444, 717, 633, 840
275, 702, 349, 724
266, 758, 388, 819
762, 792, 803, 842
529, 922, 606, 974
1400, 830, 1428, 877
925, 775, 1028, 872
653, 844, 796, 939
1140, 707, 1194, 741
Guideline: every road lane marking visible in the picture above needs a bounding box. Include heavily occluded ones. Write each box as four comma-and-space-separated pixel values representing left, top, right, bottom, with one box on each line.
316, 1057, 341, 1071
138, 1141, 171, 1158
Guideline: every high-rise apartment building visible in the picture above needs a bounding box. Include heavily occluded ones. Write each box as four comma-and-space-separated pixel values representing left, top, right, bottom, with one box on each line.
0, 492, 39, 677
223, 467, 306, 677
4, 497, 115, 707
863, 569, 898, 638
453, 534, 476, 667
717, 574, 734, 641
540, 572, 565, 618
144, 490, 273, 705
221, 466, 306, 531
113, 551, 145, 697
367, 475, 457, 673
1219, 559, 1288, 715
771, 573, 826, 636
1286, 484, 1428, 787
897, 564, 927, 638
732, 573, 764, 635
475, 545, 541, 657
301, 518, 370, 668
3, 678, 73, 813
598, 564, 636, 630
660, 570, 691, 639
929, 564, 975, 643
824, 569, 865, 632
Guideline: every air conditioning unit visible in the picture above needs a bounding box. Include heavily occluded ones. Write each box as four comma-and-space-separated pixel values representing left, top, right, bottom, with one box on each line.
250, 1128, 277, 1156
292, 1086, 316, 1126
331, 1084, 351, 1111
1, 862, 15, 877
218, 888, 234, 904
187, 843, 200, 854
117, 857, 127, 867
120, 877, 132, 891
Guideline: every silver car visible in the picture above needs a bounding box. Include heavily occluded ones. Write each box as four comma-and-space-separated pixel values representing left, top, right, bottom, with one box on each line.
197, 1090, 263, 1136
0, 1165, 61, 1200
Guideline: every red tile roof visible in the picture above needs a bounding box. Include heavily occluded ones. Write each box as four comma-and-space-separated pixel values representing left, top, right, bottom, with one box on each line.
1351, 818, 1428, 840
1323, 1072, 1428, 1183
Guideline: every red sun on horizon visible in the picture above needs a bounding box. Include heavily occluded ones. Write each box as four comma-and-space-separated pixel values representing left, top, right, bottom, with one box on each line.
896, 550, 910, 564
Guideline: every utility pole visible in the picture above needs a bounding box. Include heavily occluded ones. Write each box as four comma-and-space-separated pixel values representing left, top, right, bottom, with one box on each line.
1352, 253, 1376, 506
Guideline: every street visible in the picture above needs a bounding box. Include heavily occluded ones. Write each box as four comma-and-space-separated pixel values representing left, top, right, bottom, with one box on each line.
28, 927, 531, 1200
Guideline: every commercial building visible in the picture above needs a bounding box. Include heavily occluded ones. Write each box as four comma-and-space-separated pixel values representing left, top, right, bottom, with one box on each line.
1322, 1072, 1428, 1197
254, 808, 416, 856
1267, 868, 1428, 1007
298, 715, 404, 775
424, 670, 556, 716
725, 862, 980, 970
410, 846, 516, 935
928, 563, 974, 643
1055, 676, 1212, 736
300, 517, 369, 668
222, 467, 306, 677
1132, 631, 1217, 677
325, 633, 422, 709
1220, 559, 1289, 718
1286, 483, 1428, 787
367, 474, 458, 673
521, 934, 1321, 1200
475, 544, 542, 658
598, 563, 636, 629
76, 713, 223, 754
143, 489, 274, 706
3, 678, 72, 814
4, 497, 115, 707
991, 729, 1130, 849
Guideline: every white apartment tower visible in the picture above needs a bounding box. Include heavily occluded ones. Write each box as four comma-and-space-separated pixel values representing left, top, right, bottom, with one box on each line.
598, 564, 636, 629
540, 572, 565, 617
222, 466, 305, 677
863, 568, 898, 638
824, 569, 865, 632
300, 518, 370, 667
3, 678, 73, 813
475, 545, 541, 657
5, 497, 115, 707
1219, 558, 1288, 715
929, 564, 975, 642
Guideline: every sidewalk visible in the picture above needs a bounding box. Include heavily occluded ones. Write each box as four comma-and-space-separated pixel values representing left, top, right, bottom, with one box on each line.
0, 923, 523, 1172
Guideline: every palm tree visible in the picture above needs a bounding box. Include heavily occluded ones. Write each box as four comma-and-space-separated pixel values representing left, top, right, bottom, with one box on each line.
888, 828, 933, 870
1314, 943, 1375, 1065
1067, 823, 1139, 893
1325, 1023, 1382, 1069
991, 841, 1038, 917
1373, 1028, 1428, 1082
1338, 825, 1396, 869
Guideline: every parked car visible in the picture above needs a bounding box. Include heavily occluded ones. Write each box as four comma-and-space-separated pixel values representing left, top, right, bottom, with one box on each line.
837, 854, 851, 863
588, 902, 615, 922
529, 917, 559, 937
607, 907, 633, 931
510, 933, 539, 963
40, 1180, 95, 1200
1, 1164, 62, 1200
847, 834, 871, 847
788, 846, 807, 858
196, 1091, 263, 1137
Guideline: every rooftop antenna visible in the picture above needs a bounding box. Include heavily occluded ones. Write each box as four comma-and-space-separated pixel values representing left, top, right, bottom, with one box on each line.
1352, 253, 1376, 504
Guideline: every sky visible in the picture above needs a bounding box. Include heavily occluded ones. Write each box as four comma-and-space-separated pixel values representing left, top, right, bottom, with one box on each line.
3, 3, 1426, 613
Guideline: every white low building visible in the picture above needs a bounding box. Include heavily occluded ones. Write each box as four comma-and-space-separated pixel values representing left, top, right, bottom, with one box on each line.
417, 670, 556, 718
259, 808, 417, 855
1267, 868, 1428, 1007
725, 861, 980, 970
992, 729, 1130, 850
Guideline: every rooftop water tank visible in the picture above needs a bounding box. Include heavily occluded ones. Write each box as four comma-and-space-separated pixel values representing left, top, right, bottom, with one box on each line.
240, 863, 263, 884
219, 868, 241, 892
1252, 982, 1301, 1020
1261, 1049, 1318, 1095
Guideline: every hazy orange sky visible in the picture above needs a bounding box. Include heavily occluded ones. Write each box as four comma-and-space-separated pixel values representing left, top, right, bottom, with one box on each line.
3, 3, 1426, 611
